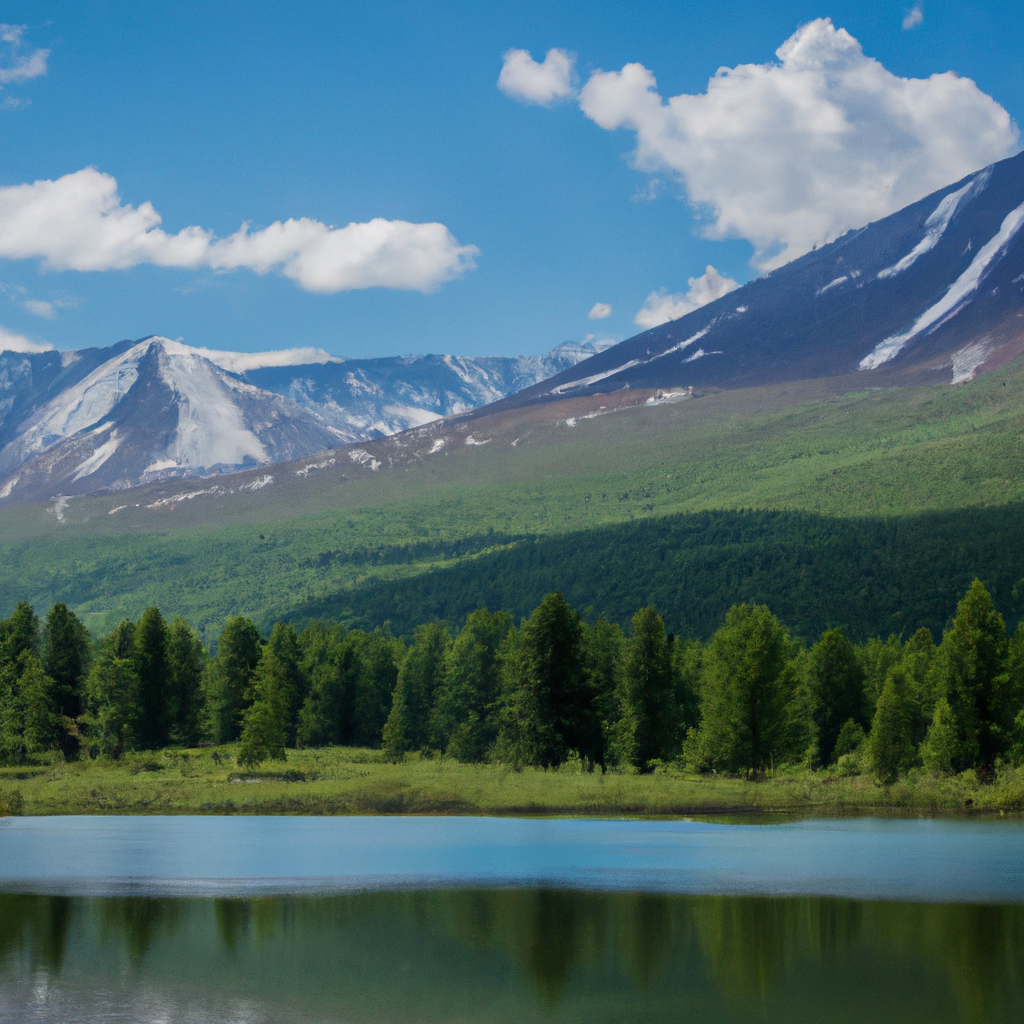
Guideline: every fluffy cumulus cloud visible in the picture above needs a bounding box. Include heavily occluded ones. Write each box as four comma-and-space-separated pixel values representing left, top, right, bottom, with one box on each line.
0, 168, 479, 293
0, 24, 48, 85
498, 48, 575, 105
635, 265, 739, 328
588, 301, 612, 319
571, 18, 1019, 269
0, 325, 51, 353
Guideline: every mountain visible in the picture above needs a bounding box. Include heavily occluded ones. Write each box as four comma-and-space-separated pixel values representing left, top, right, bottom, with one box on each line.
238, 340, 613, 441
0, 337, 612, 506
494, 150, 1024, 410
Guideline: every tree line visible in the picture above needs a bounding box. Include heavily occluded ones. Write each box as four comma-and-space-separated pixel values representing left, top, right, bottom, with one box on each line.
2, 580, 1023, 782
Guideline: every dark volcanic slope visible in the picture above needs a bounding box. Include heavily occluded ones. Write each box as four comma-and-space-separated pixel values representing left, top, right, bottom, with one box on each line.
497, 150, 1024, 409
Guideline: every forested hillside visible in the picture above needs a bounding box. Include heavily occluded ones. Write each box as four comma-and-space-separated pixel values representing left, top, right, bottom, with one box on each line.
295, 505, 1024, 642
2, 358, 1024, 642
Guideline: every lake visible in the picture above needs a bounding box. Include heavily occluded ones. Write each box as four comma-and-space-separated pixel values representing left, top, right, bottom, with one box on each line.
1, 816, 1022, 1022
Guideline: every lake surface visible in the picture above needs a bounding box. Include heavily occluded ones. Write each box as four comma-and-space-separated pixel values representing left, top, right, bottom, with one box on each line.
0, 816, 1022, 1022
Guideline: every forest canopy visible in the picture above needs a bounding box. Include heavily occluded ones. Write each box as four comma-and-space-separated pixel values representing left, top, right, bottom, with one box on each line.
2, 580, 1023, 784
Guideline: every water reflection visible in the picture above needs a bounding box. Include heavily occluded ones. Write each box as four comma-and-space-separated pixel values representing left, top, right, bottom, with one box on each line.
0, 890, 1021, 1023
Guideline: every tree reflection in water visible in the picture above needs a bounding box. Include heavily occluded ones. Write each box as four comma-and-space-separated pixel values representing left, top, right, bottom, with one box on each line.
0, 890, 1021, 1023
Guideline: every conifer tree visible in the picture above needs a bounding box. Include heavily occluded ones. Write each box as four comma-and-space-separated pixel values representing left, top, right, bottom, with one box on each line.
108, 618, 136, 659
166, 617, 206, 746
810, 627, 866, 764
203, 616, 263, 743
430, 611, 510, 761
1, 602, 39, 668
859, 634, 903, 708
296, 625, 359, 747
0, 653, 64, 763
614, 607, 676, 772
40, 603, 90, 720
868, 666, 916, 785
497, 594, 601, 769
383, 621, 449, 759
84, 654, 142, 759
672, 638, 703, 737
920, 696, 958, 775
352, 630, 402, 748
934, 580, 1009, 773
237, 649, 289, 767
688, 604, 792, 777
133, 607, 170, 749
581, 618, 625, 732
266, 621, 306, 745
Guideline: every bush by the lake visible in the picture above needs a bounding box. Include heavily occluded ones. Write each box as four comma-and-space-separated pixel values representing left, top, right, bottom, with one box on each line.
2, 579, 1023, 788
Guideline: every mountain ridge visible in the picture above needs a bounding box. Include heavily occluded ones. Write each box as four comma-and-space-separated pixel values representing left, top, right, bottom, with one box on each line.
0, 336, 612, 505
486, 150, 1024, 414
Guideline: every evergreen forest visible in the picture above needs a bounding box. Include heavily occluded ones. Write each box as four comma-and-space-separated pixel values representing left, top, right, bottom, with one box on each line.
3, 579, 1023, 787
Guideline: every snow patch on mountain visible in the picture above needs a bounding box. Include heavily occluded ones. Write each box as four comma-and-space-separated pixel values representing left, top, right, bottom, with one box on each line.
156, 342, 268, 469
816, 275, 848, 296
861, 197, 1024, 369
655, 327, 711, 359
3, 342, 144, 468
72, 431, 120, 481
550, 360, 641, 395
877, 169, 991, 280
950, 338, 995, 384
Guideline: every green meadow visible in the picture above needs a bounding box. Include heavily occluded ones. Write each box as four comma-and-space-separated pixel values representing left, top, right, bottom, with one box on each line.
2, 746, 1022, 817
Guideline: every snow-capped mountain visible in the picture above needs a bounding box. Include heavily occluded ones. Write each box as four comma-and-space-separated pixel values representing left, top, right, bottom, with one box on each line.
239, 341, 613, 443
497, 149, 1024, 409
0, 336, 611, 505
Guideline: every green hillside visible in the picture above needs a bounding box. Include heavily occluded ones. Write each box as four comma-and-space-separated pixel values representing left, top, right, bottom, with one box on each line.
2, 359, 1024, 641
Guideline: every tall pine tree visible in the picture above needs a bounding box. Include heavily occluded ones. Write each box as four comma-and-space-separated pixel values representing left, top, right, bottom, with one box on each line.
614, 607, 676, 772
133, 607, 170, 749
809, 627, 866, 765
166, 617, 206, 746
203, 616, 263, 744
688, 604, 792, 777
934, 580, 1009, 773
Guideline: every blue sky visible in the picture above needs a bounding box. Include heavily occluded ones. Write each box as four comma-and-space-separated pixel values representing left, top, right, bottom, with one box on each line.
0, 1, 1021, 359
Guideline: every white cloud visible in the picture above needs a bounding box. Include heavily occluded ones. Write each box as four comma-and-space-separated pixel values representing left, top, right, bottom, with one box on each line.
0, 24, 48, 84
634, 265, 740, 328
588, 301, 612, 319
0, 168, 479, 293
576, 18, 1019, 270
174, 343, 343, 373
902, 5, 924, 30
498, 48, 575, 106
23, 298, 54, 319
0, 325, 52, 353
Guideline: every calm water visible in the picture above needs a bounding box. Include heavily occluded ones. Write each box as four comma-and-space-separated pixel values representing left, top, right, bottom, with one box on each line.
0, 816, 1022, 1022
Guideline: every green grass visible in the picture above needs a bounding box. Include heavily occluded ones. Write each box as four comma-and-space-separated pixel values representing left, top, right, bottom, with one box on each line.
4, 361, 1024, 639
2, 747, 1022, 817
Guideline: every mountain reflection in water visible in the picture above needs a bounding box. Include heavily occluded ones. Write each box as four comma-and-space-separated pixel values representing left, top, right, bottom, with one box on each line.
1, 890, 1022, 1023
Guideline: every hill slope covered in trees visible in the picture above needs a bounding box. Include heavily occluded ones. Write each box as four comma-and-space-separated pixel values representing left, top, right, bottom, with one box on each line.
1, 357, 1024, 640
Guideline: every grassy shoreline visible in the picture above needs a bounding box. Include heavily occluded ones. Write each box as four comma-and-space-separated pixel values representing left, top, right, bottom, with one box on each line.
1, 747, 1022, 818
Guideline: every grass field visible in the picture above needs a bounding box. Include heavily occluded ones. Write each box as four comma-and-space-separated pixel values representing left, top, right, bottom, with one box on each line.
1, 747, 1021, 818
3, 359, 1024, 639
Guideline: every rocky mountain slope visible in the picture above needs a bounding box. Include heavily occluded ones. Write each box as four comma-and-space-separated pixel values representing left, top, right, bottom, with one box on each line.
0, 337, 610, 505
494, 149, 1024, 410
